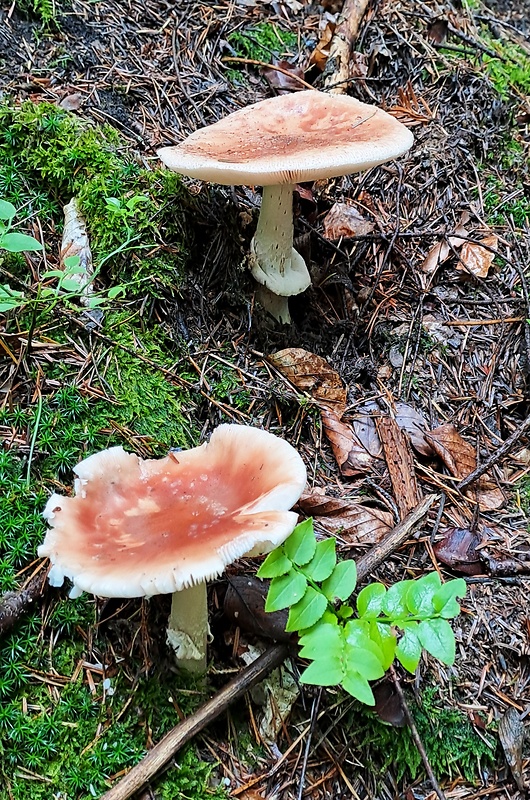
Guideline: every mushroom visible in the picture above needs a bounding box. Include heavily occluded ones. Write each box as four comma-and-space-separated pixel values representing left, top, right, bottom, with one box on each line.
38, 424, 306, 673
158, 90, 414, 323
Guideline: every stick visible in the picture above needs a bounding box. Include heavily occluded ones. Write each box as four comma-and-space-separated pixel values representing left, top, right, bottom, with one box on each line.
355, 494, 436, 580
99, 644, 289, 800
323, 0, 371, 93
99, 495, 436, 800
456, 412, 530, 491
0, 568, 47, 638
389, 666, 446, 800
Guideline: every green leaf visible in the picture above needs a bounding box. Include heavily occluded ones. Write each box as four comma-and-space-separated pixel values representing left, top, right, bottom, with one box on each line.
58, 278, 83, 292
105, 197, 122, 209
300, 537, 336, 581
406, 571, 441, 617
299, 656, 343, 686
337, 604, 353, 620
357, 583, 387, 618
257, 547, 292, 579
368, 621, 397, 669
432, 578, 467, 618
286, 587, 328, 632
396, 623, 422, 673
298, 621, 342, 659
63, 255, 82, 271
107, 285, 127, 300
0, 284, 25, 312
417, 618, 456, 665
284, 519, 316, 566
382, 580, 415, 618
0, 232, 43, 252
342, 670, 375, 705
0, 200, 16, 220
344, 644, 385, 681
321, 560, 357, 602
42, 269, 66, 279
265, 569, 307, 612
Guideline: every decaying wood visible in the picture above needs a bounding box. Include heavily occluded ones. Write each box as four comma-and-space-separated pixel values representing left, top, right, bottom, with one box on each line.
0, 567, 47, 638
99, 495, 436, 800
376, 416, 422, 519
323, 0, 371, 93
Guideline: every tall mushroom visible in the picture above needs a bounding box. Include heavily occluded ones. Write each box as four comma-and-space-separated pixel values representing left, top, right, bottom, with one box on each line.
38, 424, 306, 673
158, 90, 413, 323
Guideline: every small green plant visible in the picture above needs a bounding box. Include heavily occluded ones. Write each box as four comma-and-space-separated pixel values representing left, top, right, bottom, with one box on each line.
258, 520, 466, 705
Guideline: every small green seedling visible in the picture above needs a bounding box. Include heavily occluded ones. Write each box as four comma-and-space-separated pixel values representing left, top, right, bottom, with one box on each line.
258, 519, 466, 705
0, 199, 43, 311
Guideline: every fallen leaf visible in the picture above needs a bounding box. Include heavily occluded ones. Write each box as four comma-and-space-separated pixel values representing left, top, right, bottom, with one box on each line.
373, 681, 406, 727
299, 488, 393, 544
498, 708, 527, 792
425, 424, 505, 510
351, 403, 382, 458
262, 59, 306, 93
394, 402, 435, 457
321, 408, 374, 476
224, 577, 290, 642
426, 18, 448, 44
421, 214, 469, 274
457, 234, 498, 278
59, 93, 83, 111
433, 527, 484, 575
309, 22, 335, 71
322, 202, 375, 240
376, 416, 421, 518
268, 348, 347, 415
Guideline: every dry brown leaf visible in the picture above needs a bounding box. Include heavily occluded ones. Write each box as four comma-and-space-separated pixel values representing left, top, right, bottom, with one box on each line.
321, 408, 374, 475
351, 403, 382, 458
322, 202, 375, 240
268, 348, 347, 415
309, 22, 334, 71
433, 526, 484, 575
262, 59, 306, 94
426, 18, 448, 44
457, 234, 498, 278
425, 424, 505, 510
299, 488, 393, 545
59, 93, 83, 111
498, 708, 527, 792
421, 214, 469, 274
376, 416, 421, 518
394, 402, 435, 456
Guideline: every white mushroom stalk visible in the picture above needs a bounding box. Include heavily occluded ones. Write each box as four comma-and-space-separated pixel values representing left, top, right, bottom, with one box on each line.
158, 90, 414, 325
39, 425, 307, 674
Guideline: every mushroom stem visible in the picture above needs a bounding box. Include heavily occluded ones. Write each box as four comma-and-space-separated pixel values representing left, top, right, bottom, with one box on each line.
167, 581, 209, 674
250, 184, 311, 307
255, 285, 291, 325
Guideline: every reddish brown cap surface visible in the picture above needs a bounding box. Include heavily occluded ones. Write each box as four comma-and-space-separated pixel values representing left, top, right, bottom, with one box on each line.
39, 425, 306, 598
158, 91, 413, 185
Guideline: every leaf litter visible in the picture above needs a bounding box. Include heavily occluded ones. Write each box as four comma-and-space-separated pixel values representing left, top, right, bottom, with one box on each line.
1, 0, 530, 797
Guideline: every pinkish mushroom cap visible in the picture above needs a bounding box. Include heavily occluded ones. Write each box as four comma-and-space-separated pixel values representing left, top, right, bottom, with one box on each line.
38, 424, 307, 599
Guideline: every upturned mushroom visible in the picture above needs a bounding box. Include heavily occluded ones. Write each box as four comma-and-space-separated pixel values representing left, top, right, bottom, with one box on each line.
158, 90, 414, 323
38, 424, 307, 673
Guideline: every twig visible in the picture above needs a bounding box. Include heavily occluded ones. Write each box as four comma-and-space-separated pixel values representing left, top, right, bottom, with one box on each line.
323, 0, 371, 94
0, 567, 48, 637
355, 494, 437, 580
389, 665, 446, 800
221, 57, 315, 91
456, 412, 530, 491
98, 644, 290, 800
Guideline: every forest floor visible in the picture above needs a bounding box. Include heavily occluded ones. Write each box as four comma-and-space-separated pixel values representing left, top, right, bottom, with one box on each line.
0, 0, 529, 798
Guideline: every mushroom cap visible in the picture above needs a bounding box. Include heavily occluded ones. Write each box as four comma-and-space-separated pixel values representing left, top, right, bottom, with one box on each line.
158, 91, 413, 186
38, 425, 307, 598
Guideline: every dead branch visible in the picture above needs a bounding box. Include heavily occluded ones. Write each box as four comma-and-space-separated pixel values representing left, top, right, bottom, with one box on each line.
0, 567, 47, 638
323, 0, 371, 93
456, 412, 530, 491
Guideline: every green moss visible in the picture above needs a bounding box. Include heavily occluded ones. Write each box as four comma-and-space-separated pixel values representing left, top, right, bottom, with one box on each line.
0, 100, 191, 299
228, 22, 298, 64
344, 684, 496, 784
